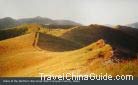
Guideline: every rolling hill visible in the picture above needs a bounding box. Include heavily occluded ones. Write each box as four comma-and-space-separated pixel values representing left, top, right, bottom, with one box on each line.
0, 32, 116, 76
0, 17, 17, 29
0, 33, 36, 55
61, 24, 138, 59
115, 25, 138, 40
0, 24, 138, 77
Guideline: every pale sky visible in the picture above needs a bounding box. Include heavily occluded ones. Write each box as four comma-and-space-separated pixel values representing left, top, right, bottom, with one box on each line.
0, 0, 138, 25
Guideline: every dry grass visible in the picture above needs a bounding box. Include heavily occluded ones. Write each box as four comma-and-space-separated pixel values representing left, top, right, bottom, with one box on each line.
0, 29, 137, 77
87, 59, 138, 77
0, 33, 36, 55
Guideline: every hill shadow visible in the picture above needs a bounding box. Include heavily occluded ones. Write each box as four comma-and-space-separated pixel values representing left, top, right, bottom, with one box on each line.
37, 33, 83, 52
61, 25, 138, 59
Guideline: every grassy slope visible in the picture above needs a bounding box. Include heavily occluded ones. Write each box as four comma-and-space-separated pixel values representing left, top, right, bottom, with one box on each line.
0, 33, 35, 55
0, 33, 137, 77
0, 25, 138, 77
0, 35, 112, 76
0, 31, 83, 76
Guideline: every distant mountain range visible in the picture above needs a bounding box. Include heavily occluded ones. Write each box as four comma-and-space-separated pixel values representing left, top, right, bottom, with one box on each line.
0, 16, 81, 29
0, 17, 17, 29
127, 22, 138, 28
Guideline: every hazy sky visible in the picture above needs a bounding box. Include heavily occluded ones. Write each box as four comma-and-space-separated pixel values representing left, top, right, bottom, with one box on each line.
0, 0, 138, 25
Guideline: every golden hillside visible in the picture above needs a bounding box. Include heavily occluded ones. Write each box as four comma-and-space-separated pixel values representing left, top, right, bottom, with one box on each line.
0, 24, 138, 77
